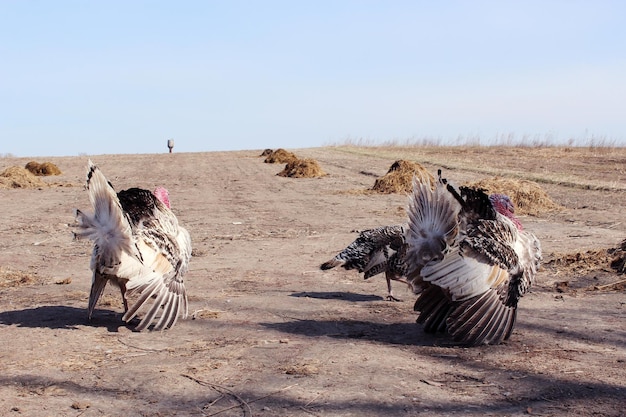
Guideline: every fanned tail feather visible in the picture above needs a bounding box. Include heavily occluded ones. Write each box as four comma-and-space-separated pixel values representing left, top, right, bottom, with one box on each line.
74, 160, 135, 265
406, 177, 460, 268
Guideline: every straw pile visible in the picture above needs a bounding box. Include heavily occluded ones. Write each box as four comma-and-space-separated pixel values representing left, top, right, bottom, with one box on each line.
0, 166, 48, 189
264, 148, 298, 164
468, 177, 561, 216
277, 158, 326, 178
25, 161, 62, 176
371, 160, 435, 194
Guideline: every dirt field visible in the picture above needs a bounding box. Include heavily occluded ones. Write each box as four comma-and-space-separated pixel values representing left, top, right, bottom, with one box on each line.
0, 146, 624, 417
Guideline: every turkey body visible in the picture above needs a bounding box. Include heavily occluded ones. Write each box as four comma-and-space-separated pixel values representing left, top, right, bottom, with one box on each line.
74, 161, 191, 331
320, 225, 410, 301
405, 173, 542, 346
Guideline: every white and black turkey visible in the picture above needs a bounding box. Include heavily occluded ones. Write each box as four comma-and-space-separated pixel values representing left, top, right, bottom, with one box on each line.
406, 171, 541, 346
320, 224, 410, 301
74, 160, 191, 331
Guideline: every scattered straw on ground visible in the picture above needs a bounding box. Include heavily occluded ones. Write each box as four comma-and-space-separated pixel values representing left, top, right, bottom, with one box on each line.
0, 267, 36, 288
544, 244, 626, 291
371, 160, 435, 194
281, 363, 320, 376
546, 239, 626, 276
610, 239, 626, 274
25, 161, 62, 176
468, 177, 562, 216
544, 249, 612, 275
0, 166, 48, 189
264, 148, 298, 164
277, 158, 327, 178
98, 293, 125, 309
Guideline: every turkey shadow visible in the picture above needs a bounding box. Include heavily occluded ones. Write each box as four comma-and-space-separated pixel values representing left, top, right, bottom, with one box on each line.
290, 291, 384, 302
262, 318, 447, 346
0, 305, 129, 332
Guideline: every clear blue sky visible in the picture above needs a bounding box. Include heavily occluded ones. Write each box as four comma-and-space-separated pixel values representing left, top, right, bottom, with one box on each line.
2, 1, 625, 157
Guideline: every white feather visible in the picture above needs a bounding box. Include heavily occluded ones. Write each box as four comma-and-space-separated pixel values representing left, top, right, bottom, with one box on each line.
421, 252, 493, 301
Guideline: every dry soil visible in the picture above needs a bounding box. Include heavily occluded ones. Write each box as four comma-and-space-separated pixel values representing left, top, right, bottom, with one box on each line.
0, 146, 624, 417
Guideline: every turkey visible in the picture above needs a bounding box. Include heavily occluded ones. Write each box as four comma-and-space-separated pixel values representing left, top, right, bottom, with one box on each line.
74, 160, 192, 331
405, 171, 541, 346
320, 225, 410, 301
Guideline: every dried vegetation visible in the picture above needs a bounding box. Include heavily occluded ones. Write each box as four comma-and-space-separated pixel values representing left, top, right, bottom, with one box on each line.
371, 160, 435, 194
0, 267, 36, 288
25, 161, 62, 176
0, 166, 48, 189
277, 158, 326, 178
468, 177, 562, 216
264, 148, 298, 164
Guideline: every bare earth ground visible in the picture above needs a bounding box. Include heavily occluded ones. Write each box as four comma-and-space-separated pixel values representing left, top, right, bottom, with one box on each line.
0, 146, 624, 417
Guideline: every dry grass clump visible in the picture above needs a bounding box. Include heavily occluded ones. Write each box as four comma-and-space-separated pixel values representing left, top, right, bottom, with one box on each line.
469, 177, 562, 216
264, 148, 298, 164
371, 160, 435, 194
0, 166, 48, 189
277, 158, 327, 178
610, 239, 626, 274
25, 161, 62, 176
0, 267, 36, 288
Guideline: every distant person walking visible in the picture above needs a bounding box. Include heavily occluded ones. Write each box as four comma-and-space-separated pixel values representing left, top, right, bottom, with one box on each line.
167, 139, 174, 153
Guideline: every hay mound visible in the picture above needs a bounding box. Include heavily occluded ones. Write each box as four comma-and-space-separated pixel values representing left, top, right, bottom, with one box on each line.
468, 177, 561, 216
264, 148, 298, 164
277, 158, 326, 178
0, 166, 48, 189
260, 149, 273, 157
25, 161, 62, 176
371, 160, 435, 194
